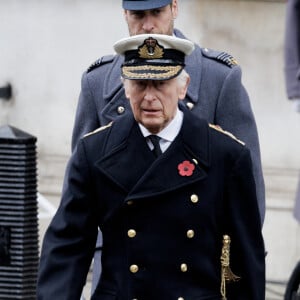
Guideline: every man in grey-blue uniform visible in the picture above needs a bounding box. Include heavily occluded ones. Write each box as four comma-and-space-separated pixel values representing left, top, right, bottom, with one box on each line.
71, 0, 265, 292
37, 33, 265, 300
284, 0, 300, 223
283, 1, 300, 298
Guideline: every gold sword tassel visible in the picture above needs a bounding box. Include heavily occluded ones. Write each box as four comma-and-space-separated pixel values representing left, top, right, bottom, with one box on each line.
220, 235, 240, 300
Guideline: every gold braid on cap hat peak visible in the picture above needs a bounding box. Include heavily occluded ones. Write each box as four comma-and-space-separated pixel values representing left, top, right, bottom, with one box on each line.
122, 65, 182, 80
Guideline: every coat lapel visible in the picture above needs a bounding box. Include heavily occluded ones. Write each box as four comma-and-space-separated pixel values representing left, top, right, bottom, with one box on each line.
95, 108, 210, 201
103, 55, 123, 101
174, 29, 203, 105
126, 109, 210, 201
95, 115, 157, 193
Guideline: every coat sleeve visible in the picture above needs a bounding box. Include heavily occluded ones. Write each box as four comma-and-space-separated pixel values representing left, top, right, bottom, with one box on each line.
37, 141, 98, 299
284, 0, 300, 99
71, 71, 101, 151
224, 146, 265, 300
215, 66, 265, 224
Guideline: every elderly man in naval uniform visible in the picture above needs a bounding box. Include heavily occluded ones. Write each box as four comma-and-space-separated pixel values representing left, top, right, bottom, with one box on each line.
37, 33, 265, 300
72, 1, 266, 292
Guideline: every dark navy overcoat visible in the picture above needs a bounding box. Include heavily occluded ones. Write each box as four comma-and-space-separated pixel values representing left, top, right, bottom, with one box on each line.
37, 108, 265, 300
71, 29, 265, 222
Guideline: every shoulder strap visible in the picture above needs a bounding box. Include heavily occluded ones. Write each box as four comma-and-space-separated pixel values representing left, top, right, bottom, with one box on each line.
209, 124, 245, 145
83, 122, 113, 138
201, 48, 238, 68
87, 55, 115, 73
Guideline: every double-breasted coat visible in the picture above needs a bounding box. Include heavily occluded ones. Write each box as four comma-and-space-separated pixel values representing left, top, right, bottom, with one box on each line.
71, 29, 266, 292
71, 29, 265, 222
37, 108, 265, 300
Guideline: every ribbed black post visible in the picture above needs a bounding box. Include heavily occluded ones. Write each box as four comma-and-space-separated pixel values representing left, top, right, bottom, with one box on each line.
0, 125, 38, 299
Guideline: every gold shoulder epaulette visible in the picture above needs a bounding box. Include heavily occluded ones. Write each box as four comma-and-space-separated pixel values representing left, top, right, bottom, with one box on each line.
209, 124, 245, 146
83, 122, 113, 138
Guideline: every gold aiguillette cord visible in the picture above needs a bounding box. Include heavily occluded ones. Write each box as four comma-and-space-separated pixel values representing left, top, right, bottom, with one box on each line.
220, 235, 240, 300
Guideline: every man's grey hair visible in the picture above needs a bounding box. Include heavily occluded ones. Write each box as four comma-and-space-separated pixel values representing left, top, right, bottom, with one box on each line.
176, 69, 189, 88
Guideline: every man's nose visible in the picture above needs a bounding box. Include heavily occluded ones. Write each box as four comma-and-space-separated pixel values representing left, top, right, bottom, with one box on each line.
144, 85, 156, 100
142, 16, 155, 33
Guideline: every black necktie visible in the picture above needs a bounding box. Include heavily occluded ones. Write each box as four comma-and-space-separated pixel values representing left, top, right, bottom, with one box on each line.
148, 135, 162, 157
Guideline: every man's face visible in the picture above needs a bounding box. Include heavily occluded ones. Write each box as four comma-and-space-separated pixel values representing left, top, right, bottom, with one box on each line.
124, 0, 178, 36
124, 76, 188, 134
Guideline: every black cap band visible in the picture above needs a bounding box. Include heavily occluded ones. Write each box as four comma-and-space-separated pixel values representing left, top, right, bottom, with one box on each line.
124, 49, 185, 64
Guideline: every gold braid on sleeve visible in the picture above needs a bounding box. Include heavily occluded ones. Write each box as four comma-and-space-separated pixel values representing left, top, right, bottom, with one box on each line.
220, 235, 241, 300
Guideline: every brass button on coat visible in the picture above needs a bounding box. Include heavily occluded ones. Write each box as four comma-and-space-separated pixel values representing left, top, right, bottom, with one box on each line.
117, 106, 125, 114
127, 200, 134, 205
186, 102, 194, 110
190, 194, 199, 203
187, 230, 195, 238
128, 229, 136, 238
129, 264, 139, 273
180, 263, 188, 272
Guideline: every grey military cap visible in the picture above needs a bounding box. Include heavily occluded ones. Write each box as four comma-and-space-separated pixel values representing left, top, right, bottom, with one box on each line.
122, 0, 172, 10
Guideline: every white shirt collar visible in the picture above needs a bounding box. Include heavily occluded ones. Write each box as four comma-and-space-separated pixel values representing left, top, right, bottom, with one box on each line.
139, 108, 183, 142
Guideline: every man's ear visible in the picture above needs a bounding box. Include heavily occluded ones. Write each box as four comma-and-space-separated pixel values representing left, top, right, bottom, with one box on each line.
171, 0, 179, 19
178, 76, 190, 100
123, 79, 131, 99
123, 10, 129, 23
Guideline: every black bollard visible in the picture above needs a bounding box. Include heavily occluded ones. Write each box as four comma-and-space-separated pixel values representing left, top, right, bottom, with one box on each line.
0, 84, 12, 101
0, 125, 38, 299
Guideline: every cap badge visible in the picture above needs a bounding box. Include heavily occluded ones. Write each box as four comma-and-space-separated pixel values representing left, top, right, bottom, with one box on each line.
138, 37, 164, 59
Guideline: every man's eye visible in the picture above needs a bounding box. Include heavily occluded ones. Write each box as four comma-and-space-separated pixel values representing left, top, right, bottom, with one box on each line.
156, 81, 165, 87
136, 81, 146, 88
151, 9, 162, 16
131, 11, 144, 18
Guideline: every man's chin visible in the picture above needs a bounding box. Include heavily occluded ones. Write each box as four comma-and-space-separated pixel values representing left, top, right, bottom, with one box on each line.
142, 122, 161, 134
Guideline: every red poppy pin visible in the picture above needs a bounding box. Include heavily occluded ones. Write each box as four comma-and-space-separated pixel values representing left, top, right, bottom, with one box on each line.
178, 160, 195, 177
